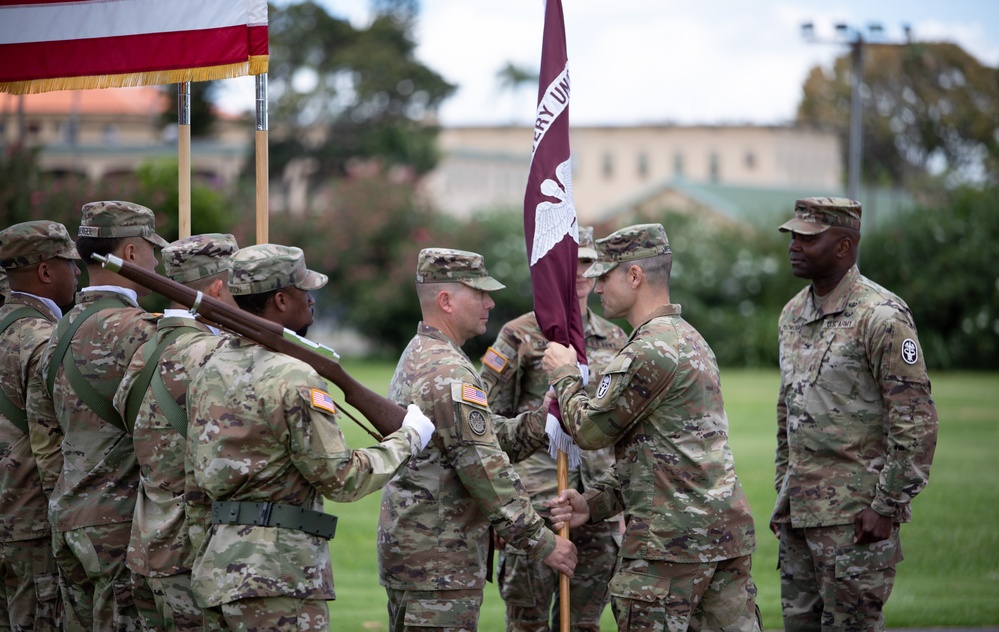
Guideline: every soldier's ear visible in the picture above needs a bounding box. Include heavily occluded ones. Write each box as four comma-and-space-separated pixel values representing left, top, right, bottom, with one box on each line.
271, 289, 290, 313
205, 278, 227, 301
437, 288, 456, 314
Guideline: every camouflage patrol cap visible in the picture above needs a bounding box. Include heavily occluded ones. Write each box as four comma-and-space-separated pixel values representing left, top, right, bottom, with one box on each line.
778, 197, 862, 235
77, 200, 169, 247
228, 244, 328, 296
416, 248, 505, 291
578, 226, 598, 261
0, 220, 81, 269
583, 223, 671, 278
162, 233, 239, 283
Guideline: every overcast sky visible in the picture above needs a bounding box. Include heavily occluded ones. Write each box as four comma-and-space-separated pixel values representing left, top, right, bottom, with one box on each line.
220, 0, 999, 127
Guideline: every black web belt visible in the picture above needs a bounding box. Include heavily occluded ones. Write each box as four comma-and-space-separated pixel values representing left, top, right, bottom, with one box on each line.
211, 501, 338, 540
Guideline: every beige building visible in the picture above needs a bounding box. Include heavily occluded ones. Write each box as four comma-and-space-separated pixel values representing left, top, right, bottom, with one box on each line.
0, 87, 250, 184
422, 124, 842, 223
6, 88, 906, 226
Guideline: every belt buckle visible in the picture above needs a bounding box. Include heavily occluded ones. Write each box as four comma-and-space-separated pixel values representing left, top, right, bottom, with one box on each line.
255, 502, 274, 526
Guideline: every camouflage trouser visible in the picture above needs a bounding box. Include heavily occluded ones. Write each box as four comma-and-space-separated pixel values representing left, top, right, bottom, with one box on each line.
386, 587, 483, 631
778, 523, 902, 632
52, 523, 159, 631
0, 536, 61, 631
498, 519, 618, 631
204, 597, 329, 631
609, 556, 761, 632
146, 573, 205, 631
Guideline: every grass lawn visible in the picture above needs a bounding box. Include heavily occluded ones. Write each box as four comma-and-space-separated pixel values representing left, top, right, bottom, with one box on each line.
322, 362, 999, 630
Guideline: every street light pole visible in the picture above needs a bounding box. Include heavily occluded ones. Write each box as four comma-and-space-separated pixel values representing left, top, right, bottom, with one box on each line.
847, 34, 863, 201
801, 22, 907, 202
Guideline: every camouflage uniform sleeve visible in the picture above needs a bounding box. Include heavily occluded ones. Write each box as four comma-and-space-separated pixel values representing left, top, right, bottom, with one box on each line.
865, 305, 939, 520
491, 406, 547, 464
771, 363, 792, 524
549, 344, 654, 450
112, 339, 148, 420
581, 462, 625, 523
440, 381, 557, 562
479, 328, 520, 417
26, 337, 62, 495
288, 374, 424, 503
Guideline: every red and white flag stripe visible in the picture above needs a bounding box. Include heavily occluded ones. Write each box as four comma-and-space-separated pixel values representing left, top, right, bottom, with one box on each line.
0, 0, 267, 94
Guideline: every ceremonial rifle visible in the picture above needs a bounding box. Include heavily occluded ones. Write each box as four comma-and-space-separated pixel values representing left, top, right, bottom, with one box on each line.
92, 253, 404, 441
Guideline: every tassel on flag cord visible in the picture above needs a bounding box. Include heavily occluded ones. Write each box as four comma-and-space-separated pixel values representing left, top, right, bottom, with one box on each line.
523, 2, 583, 627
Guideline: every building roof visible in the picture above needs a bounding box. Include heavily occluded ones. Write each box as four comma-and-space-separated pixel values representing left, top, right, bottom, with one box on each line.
0, 86, 167, 117
602, 177, 916, 232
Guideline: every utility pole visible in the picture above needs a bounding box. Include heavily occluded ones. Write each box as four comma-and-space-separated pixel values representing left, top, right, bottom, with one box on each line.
801, 22, 913, 202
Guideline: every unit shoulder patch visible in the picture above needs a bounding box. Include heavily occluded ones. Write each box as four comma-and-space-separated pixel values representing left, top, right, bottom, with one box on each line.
460, 383, 488, 408
308, 388, 337, 415
481, 346, 509, 374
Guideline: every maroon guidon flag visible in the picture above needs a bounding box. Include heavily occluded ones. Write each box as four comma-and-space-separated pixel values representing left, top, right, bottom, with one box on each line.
524, 0, 586, 462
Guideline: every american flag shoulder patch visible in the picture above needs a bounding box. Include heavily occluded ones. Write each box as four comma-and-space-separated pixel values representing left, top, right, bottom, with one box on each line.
461, 383, 488, 407
310, 388, 337, 415
481, 346, 509, 374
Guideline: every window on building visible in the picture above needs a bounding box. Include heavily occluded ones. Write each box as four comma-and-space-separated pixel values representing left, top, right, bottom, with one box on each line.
709, 152, 720, 183
673, 152, 684, 178
602, 152, 614, 178
637, 152, 649, 179
745, 151, 756, 170
103, 124, 118, 145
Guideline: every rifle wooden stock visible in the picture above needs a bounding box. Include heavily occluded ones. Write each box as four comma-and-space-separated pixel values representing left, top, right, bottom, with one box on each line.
94, 254, 404, 441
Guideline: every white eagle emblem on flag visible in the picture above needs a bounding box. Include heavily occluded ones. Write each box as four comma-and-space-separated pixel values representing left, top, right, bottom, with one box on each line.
530, 157, 578, 265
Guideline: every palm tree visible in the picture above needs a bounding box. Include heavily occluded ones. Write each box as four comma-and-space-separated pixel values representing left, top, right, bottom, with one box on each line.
495, 61, 538, 124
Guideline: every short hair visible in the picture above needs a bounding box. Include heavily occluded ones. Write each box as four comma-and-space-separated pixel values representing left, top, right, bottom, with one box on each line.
75, 236, 127, 265
634, 253, 672, 290
187, 270, 228, 293
416, 281, 450, 310
234, 288, 279, 316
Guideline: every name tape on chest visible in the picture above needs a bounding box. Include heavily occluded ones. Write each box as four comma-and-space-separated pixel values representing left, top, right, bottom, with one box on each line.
310, 388, 337, 415
481, 347, 509, 374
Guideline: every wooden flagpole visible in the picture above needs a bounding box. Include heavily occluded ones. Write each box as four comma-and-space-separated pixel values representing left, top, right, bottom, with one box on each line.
254, 73, 269, 244
177, 82, 191, 239
558, 450, 570, 632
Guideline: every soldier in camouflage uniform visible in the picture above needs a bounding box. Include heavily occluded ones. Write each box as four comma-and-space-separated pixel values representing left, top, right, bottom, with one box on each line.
378, 248, 577, 632
0, 221, 80, 631
34, 201, 167, 631
770, 198, 938, 632
186, 244, 435, 631
111, 234, 239, 631
545, 224, 760, 632
479, 227, 627, 632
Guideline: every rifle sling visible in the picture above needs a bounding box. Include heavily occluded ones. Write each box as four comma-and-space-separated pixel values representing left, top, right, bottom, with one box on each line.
0, 306, 46, 434
123, 326, 190, 436
47, 297, 132, 431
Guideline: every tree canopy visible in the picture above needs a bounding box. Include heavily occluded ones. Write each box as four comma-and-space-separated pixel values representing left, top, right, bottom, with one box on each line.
266, 1, 455, 187
797, 41, 999, 189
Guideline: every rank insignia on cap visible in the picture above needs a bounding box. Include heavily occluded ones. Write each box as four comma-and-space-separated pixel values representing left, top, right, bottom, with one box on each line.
461, 383, 488, 407
481, 347, 509, 374
310, 389, 337, 415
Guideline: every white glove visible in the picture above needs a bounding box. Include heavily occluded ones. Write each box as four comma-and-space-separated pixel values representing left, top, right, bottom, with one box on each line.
401, 403, 435, 450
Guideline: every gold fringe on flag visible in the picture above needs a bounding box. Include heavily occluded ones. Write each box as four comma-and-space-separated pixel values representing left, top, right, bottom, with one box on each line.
0, 56, 268, 95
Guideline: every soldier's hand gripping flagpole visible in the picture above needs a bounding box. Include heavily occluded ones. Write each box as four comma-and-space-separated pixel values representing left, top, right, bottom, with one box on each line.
523, 2, 585, 629
92, 253, 404, 441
